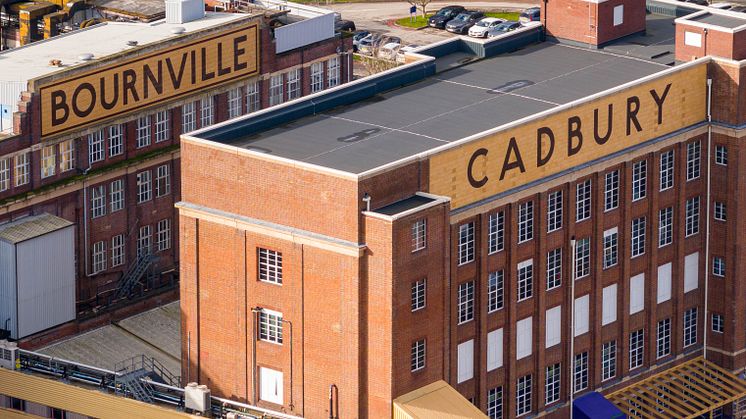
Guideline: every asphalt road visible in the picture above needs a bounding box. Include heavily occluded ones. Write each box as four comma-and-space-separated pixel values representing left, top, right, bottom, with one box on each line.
329, 1, 539, 45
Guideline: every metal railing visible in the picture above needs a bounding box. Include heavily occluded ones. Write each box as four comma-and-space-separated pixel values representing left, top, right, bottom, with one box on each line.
114, 354, 181, 387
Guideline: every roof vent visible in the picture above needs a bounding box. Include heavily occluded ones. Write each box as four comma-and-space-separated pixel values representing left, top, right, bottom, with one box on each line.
126, 40, 138, 46
78, 53, 94, 61
170, 26, 186, 34
165, 0, 205, 24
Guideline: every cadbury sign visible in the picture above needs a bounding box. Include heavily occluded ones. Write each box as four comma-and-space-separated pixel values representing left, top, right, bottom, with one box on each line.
39, 23, 259, 137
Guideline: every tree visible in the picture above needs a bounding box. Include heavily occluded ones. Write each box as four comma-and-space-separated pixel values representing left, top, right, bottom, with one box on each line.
405, 0, 432, 18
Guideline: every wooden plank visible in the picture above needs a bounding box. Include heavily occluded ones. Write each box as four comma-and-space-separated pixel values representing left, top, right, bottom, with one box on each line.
675, 367, 730, 400
698, 360, 746, 393
624, 388, 677, 419
656, 377, 709, 411
629, 386, 692, 418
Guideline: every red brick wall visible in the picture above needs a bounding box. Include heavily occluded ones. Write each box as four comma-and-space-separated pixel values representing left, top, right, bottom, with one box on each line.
543, 0, 645, 46
676, 24, 736, 62
596, 0, 646, 45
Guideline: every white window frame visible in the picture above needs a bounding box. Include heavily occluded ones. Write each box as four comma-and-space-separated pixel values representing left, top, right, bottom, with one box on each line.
156, 164, 171, 197
604, 170, 619, 211
602, 341, 616, 381
715, 145, 727, 166
686, 196, 700, 237
156, 218, 171, 252
246, 81, 261, 113
629, 329, 644, 370
136, 115, 151, 148
110, 179, 124, 212
287, 68, 301, 100
712, 314, 724, 333
713, 256, 725, 277
603, 227, 618, 269
545, 363, 561, 405
487, 387, 503, 419
91, 185, 106, 219
488, 270, 504, 312
411, 339, 426, 372
201, 96, 214, 127
0, 158, 9, 191
269, 74, 284, 106
546, 248, 562, 290
631, 159, 647, 201
228, 86, 243, 118
111, 234, 125, 267
259, 309, 283, 344
328, 56, 341, 88
714, 201, 726, 221
684, 307, 697, 347
458, 222, 475, 265
488, 211, 504, 254
411, 219, 426, 252
182, 101, 197, 133
574, 351, 588, 393
686, 141, 701, 181
137, 170, 152, 203
258, 248, 283, 285
457, 281, 475, 324
310, 62, 324, 93
576, 179, 591, 222
516, 375, 532, 417
60, 139, 75, 172
154, 110, 170, 143
547, 190, 563, 232
411, 279, 426, 311
108, 124, 123, 157
575, 237, 590, 279
14, 153, 29, 186
92, 240, 107, 274
657, 318, 671, 359
659, 207, 673, 247
41, 144, 56, 178
89, 129, 105, 163
631, 217, 646, 258
137, 225, 152, 257
659, 150, 674, 191
517, 259, 533, 302
518, 201, 533, 243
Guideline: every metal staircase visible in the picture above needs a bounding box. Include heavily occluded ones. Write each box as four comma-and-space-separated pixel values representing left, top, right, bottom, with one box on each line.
114, 355, 181, 403
112, 252, 155, 301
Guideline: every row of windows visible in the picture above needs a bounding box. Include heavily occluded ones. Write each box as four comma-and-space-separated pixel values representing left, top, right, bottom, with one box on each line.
91, 165, 171, 218
91, 219, 171, 274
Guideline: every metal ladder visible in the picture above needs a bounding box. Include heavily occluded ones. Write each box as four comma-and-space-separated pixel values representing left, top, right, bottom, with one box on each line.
112, 253, 155, 301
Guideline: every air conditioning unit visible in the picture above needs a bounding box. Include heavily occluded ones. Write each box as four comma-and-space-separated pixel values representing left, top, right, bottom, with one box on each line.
0, 340, 18, 370
185, 382, 211, 415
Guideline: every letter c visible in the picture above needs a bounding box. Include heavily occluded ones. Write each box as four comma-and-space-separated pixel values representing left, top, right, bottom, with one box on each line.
467, 148, 489, 188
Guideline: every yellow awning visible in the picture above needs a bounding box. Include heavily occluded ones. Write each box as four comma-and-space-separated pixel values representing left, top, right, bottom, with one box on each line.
607, 356, 746, 418
393, 380, 488, 419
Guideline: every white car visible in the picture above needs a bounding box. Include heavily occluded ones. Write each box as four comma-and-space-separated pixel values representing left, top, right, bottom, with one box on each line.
468, 17, 506, 38
377, 42, 401, 60
710, 2, 732, 8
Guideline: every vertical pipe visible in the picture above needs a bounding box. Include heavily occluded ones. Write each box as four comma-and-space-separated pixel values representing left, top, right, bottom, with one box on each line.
704, 78, 712, 361
284, 319, 294, 411
569, 236, 576, 418
251, 309, 258, 404
187, 331, 191, 382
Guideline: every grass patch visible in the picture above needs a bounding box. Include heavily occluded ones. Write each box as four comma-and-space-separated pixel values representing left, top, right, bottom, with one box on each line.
395, 11, 521, 29
484, 12, 521, 21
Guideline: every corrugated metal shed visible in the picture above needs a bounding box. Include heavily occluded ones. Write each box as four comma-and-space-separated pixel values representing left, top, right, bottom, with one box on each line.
0, 214, 73, 244
393, 380, 488, 419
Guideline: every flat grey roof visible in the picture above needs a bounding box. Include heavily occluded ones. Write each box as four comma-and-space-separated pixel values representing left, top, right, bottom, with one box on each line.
209, 40, 667, 174
688, 11, 746, 29
375, 195, 435, 216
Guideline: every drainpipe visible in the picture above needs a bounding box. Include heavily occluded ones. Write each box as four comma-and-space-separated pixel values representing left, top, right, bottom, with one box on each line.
569, 236, 576, 418
703, 78, 712, 361
251, 306, 262, 405
82, 164, 92, 277
282, 318, 294, 411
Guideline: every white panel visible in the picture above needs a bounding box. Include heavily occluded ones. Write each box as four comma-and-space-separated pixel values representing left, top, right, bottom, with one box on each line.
0, 81, 24, 133
685, 31, 702, 48
16, 226, 76, 338
517, 258, 533, 270
457, 340, 474, 383
613, 5, 624, 26
487, 328, 503, 371
630, 273, 645, 314
604, 227, 618, 236
545, 306, 561, 348
574, 295, 589, 336
25, 401, 50, 416
275, 14, 335, 54
259, 367, 283, 405
685, 252, 699, 293
0, 240, 17, 339
516, 317, 533, 359
657, 263, 672, 303
602, 284, 617, 326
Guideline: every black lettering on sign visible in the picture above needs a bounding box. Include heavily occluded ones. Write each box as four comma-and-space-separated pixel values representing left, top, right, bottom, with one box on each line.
499, 137, 525, 181
593, 104, 612, 145
201, 47, 215, 81
100, 74, 119, 110
650, 83, 671, 125
536, 127, 554, 167
51, 90, 69, 126
626, 96, 642, 135
234, 35, 248, 71
467, 148, 489, 188
72, 82, 96, 118
123, 69, 139, 105
217, 42, 231, 76
567, 116, 582, 156
143, 61, 164, 99
166, 53, 188, 90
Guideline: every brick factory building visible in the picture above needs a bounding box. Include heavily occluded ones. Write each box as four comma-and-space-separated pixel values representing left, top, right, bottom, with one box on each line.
178, 0, 746, 417
0, 0, 352, 341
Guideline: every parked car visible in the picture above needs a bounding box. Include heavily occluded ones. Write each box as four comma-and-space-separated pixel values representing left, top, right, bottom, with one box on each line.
378, 42, 402, 60
685, 0, 709, 5
468, 17, 506, 37
445, 11, 485, 34
335, 19, 356, 32
519, 7, 541, 23
428, 5, 465, 29
709, 2, 732, 8
486, 21, 521, 38
357, 33, 383, 55
352, 30, 370, 52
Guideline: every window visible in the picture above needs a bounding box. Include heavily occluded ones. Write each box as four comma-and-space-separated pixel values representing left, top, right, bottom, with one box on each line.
576, 179, 591, 222
706, 258, 722, 282
411, 279, 426, 311
92, 240, 107, 273
604, 170, 619, 211
715, 145, 727, 166
411, 219, 426, 252
110, 179, 124, 212
41, 144, 56, 178
685, 31, 702, 47
487, 328, 503, 371
269, 74, 284, 106
657, 263, 672, 304
488, 211, 504, 254
517, 319, 533, 360
602, 284, 617, 326
328, 56, 341, 88
457, 340, 474, 383
201, 96, 214, 127
518, 201, 533, 243
246, 82, 261, 113
488, 270, 504, 312
574, 352, 588, 393
686, 196, 700, 236
685, 252, 700, 292
630, 273, 645, 314
59, 139, 75, 172
684, 307, 697, 347
411, 339, 425, 371
659, 207, 673, 247
258, 248, 283, 284
547, 190, 563, 232
154, 110, 170, 142
157, 218, 171, 251
629, 329, 644, 369
259, 367, 283, 404
287, 69, 301, 100
714, 202, 726, 221
546, 306, 561, 348
575, 237, 590, 279
259, 309, 283, 344
632, 160, 646, 201
602, 341, 616, 381
659, 150, 674, 191
657, 318, 671, 358
91, 185, 106, 218
137, 170, 152, 203
603, 228, 618, 269
613, 4, 623, 25
487, 387, 503, 419
156, 164, 171, 197
686, 141, 701, 181
712, 314, 724, 333
631, 217, 646, 258
0, 158, 9, 191
108, 124, 123, 157
136, 115, 151, 148
545, 363, 561, 405
546, 248, 562, 290
517, 259, 533, 301
458, 222, 475, 265
457, 281, 474, 324
311, 62, 324, 93
14, 153, 29, 186
111, 234, 125, 267
575, 295, 589, 336
182, 101, 197, 133
89, 130, 105, 163
228, 86, 242, 118
516, 375, 532, 416
137, 225, 152, 257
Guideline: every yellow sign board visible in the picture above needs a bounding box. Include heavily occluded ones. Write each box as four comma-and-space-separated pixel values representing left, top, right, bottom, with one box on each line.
429, 63, 707, 209
39, 23, 260, 137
